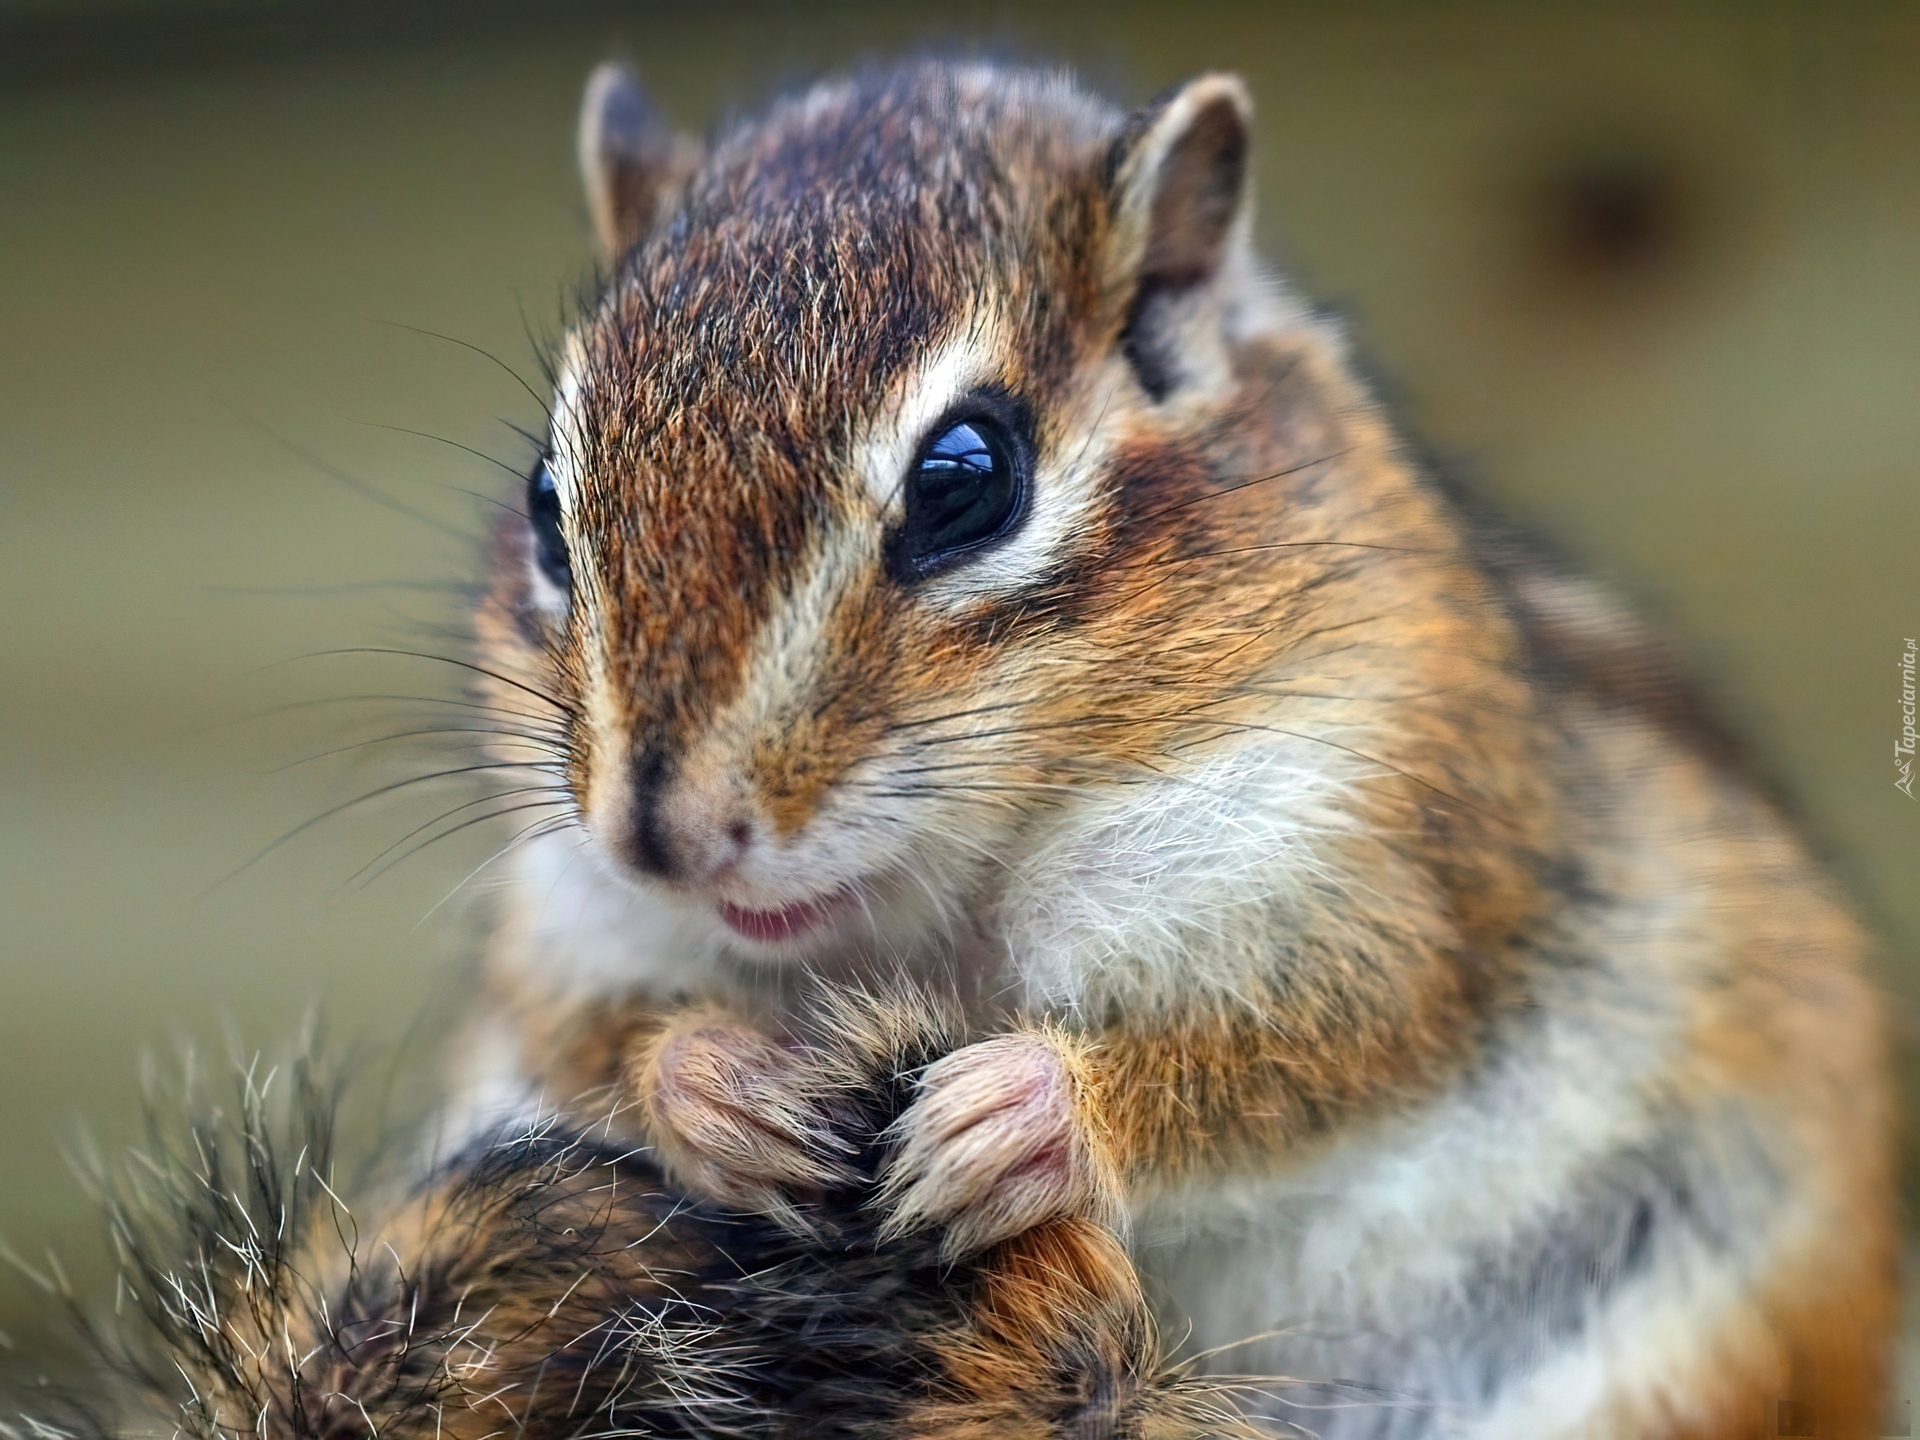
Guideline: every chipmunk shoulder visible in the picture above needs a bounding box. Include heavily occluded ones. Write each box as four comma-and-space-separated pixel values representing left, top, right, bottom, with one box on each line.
451, 60, 1894, 1437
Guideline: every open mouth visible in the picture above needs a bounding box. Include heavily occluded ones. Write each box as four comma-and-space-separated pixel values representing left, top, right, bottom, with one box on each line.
717, 887, 854, 945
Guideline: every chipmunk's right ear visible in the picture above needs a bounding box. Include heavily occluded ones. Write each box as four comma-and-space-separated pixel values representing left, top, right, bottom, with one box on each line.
1105, 74, 1255, 400
577, 63, 702, 259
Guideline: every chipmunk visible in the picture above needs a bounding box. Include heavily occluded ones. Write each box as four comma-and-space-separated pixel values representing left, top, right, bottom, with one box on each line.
444, 59, 1894, 1437
37, 991, 1246, 1439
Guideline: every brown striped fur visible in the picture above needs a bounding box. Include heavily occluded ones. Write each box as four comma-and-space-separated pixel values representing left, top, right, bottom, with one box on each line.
447, 60, 1895, 1436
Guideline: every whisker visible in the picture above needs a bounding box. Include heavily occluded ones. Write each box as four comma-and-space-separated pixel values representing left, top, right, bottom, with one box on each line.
1188, 613, 1388, 678
339, 417, 531, 484
887, 684, 1393, 758
211, 761, 560, 889
271, 648, 574, 717
344, 786, 572, 891
1059, 381, 1120, 479
1096, 544, 1435, 615
886, 751, 1149, 779
1161, 722, 1513, 826
1115, 539, 1440, 572
202, 580, 471, 598
358, 799, 576, 895
218, 693, 563, 730
899, 713, 1146, 749
514, 294, 564, 394
216, 401, 476, 545
855, 780, 1093, 800
426, 483, 526, 520
904, 820, 1019, 880
893, 682, 1509, 823
365, 318, 553, 423
273, 727, 562, 773
502, 418, 547, 450
415, 813, 583, 924
1126, 449, 1350, 526
879, 698, 1031, 737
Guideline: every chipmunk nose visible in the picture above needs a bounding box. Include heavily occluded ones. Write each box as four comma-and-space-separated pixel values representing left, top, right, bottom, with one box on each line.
622, 747, 753, 885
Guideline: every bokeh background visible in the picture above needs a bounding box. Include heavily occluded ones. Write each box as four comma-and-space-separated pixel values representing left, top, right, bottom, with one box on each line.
2, 0, 1916, 1389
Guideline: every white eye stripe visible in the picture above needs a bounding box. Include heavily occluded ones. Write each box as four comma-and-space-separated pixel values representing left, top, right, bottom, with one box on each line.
544, 335, 591, 510
912, 380, 1126, 608
854, 331, 999, 514
522, 338, 592, 617
527, 552, 571, 612
852, 320, 1124, 608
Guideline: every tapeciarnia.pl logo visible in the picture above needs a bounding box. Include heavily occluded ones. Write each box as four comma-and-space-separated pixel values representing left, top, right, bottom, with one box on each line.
1899, 638, 1917, 800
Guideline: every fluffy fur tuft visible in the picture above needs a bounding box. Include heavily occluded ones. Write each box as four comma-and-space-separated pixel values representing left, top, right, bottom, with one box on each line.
10, 997, 1259, 1440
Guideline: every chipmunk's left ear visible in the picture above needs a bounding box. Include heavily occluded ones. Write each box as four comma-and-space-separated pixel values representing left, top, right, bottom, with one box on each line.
1105, 74, 1254, 399
577, 63, 703, 259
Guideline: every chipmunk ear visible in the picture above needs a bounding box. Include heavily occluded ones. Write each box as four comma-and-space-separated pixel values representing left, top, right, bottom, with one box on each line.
577, 63, 702, 259
1106, 74, 1255, 400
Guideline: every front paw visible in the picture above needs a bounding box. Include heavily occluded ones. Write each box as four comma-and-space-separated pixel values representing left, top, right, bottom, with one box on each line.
632, 1013, 853, 1224
879, 1029, 1121, 1259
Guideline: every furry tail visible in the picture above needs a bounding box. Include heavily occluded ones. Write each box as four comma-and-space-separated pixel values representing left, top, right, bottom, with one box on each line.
13, 993, 1255, 1438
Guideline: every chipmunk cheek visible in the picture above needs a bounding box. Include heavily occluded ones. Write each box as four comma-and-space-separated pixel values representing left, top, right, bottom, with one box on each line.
740, 680, 893, 843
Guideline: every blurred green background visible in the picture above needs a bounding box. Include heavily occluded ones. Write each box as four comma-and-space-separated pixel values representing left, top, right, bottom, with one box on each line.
2, 0, 1916, 1381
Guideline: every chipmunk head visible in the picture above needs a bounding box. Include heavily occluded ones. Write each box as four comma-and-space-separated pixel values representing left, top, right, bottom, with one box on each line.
481, 62, 1530, 1003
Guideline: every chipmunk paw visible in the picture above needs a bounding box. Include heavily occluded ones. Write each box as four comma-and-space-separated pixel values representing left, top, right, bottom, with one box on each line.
635, 1014, 854, 1227
879, 1030, 1120, 1259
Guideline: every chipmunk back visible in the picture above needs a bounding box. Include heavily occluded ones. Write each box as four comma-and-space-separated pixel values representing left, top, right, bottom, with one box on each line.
440, 60, 1893, 1438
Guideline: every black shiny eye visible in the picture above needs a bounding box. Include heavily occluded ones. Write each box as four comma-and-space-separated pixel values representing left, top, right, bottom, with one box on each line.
890, 405, 1029, 580
527, 458, 570, 593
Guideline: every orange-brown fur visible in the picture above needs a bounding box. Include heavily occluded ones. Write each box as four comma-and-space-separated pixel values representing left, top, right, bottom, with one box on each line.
446, 60, 1895, 1436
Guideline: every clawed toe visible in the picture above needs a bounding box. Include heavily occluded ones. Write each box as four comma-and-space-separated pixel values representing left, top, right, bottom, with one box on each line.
880, 1031, 1119, 1258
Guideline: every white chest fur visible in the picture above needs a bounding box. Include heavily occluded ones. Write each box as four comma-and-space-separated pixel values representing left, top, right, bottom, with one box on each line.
1129, 975, 1784, 1439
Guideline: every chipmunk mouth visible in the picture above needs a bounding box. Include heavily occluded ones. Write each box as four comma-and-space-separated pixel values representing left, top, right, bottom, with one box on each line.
716, 886, 858, 945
